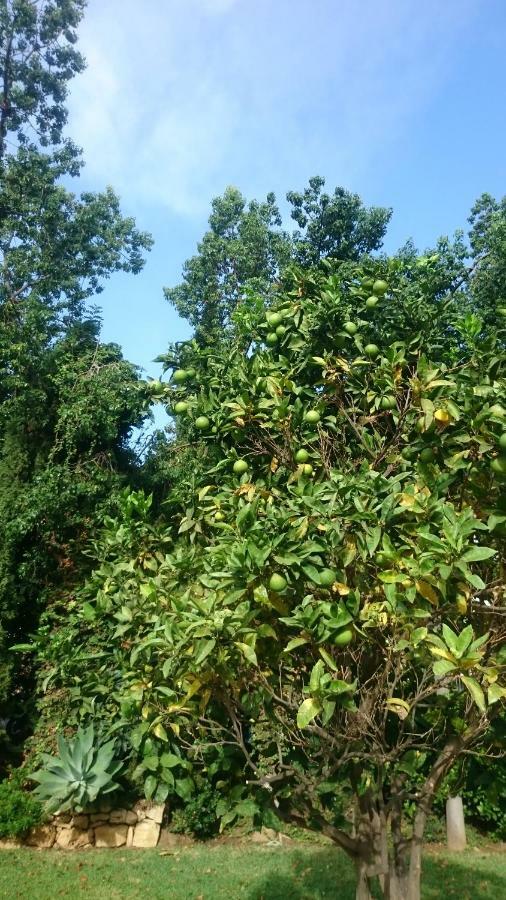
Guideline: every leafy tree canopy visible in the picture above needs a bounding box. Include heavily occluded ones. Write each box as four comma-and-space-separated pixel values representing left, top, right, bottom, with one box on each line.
39, 241, 506, 899
165, 178, 391, 341
0, 0, 86, 158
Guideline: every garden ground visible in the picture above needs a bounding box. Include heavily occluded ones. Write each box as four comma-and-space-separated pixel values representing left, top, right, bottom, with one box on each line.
1, 841, 505, 899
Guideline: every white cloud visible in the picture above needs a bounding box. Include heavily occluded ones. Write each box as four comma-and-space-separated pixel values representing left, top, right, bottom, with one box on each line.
67, 0, 482, 218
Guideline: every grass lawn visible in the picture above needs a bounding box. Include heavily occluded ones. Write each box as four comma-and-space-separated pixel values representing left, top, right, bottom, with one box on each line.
0, 842, 505, 899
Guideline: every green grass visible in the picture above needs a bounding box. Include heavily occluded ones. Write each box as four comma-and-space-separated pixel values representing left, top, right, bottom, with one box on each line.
0, 843, 505, 899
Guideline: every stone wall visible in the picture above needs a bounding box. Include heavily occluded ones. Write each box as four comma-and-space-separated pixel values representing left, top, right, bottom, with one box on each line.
1, 801, 166, 850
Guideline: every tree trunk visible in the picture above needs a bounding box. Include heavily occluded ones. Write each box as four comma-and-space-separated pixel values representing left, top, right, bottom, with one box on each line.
355, 859, 374, 900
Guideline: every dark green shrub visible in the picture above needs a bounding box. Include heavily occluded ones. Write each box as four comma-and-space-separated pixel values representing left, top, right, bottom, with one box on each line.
434, 752, 506, 841
170, 784, 220, 840
0, 771, 43, 839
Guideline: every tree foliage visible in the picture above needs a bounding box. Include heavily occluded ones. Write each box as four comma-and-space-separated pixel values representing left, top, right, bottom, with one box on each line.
0, 0, 86, 158
165, 178, 391, 341
0, 139, 152, 766
165, 186, 290, 339
38, 239, 506, 898
287, 175, 391, 266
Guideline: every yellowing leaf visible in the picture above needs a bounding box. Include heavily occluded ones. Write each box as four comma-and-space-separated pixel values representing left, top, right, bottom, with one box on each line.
237, 483, 255, 496
429, 646, 456, 662
332, 582, 351, 596
270, 456, 279, 473
386, 697, 410, 719
434, 408, 452, 425
182, 678, 202, 702
297, 697, 322, 729
153, 723, 169, 742
416, 580, 440, 606
461, 675, 486, 713
235, 642, 258, 666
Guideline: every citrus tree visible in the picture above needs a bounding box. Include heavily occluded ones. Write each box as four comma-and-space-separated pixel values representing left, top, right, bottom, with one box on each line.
152, 259, 506, 899
35, 256, 506, 898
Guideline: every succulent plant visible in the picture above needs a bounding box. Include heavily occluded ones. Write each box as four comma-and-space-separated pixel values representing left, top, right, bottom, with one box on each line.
31, 726, 122, 813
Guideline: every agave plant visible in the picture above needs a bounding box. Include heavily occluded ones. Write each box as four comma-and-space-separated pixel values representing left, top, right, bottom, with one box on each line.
31, 725, 123, 813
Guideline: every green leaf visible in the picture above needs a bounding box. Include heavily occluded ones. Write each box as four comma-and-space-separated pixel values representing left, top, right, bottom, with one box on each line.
433, 659, 456, 678
194, 638, 216, 666
284, 636, 309, 653
442, 624, 460, 655
365, 526, 382, 556
143, 755, 159, 772
234, 642, 258, 666
461, 676, 486, 713
160, 752, 183, 769
301, 563, 325, 585
297, 697, 322, 729
309, 660, 325, 693
411, 627, 427, 646
329, 679, 355, 696
144, 775, 157, 800
454, 562, 486, 590
460, 546, 496, 563
488, 683, 506, 705
319, 647, 338, 671
378, 570, 404, 584
455, 624, 474, 658
175, 777, 195, 801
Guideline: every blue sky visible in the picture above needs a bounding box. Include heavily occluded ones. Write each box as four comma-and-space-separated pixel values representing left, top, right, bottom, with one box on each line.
66, 0, 506, 386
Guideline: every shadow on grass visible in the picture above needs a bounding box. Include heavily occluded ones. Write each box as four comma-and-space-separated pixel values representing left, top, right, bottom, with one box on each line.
246, 847, 506, 900
246, 848, 357, 900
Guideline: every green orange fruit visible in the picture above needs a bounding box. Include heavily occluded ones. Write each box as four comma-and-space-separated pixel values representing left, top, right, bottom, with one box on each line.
344, 322, 358, 335
233, 459, 249, 474
491, 457, 506, 476
295, 448, 310, 463
172, 369, 188, 384
267, 312, 283, 328
174, 401, 189, 414
419, 447, 435, 464
269, 573, 287, 592
214, 511, 225, 522
380, 395, 396, 411
366, 296, 379, 309
333, 627, 354, 647
301, 463, 314, 476
319, 568, 337, 587
266, 332, 278, 346
364, 343, 380, 358
372, 279, 388, 295
304, 410, 321, 425
195, 416, 210, 430
275, 324, 287, 337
